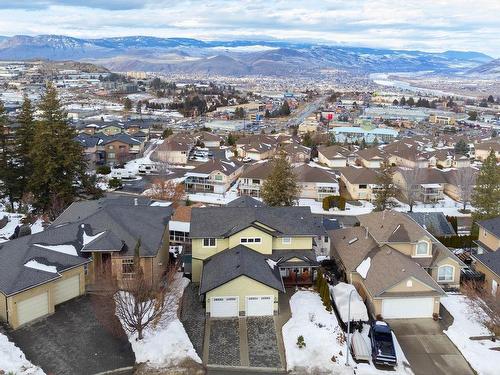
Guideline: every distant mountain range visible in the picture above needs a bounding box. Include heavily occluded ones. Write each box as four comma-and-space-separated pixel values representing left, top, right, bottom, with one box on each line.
0, 35, 495, 76
466, 58, 500, 77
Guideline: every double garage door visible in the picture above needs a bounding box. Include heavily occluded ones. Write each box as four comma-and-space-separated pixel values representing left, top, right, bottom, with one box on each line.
210, 295, 274, 317
16, 275, 80, 326
382, 297, 434, 319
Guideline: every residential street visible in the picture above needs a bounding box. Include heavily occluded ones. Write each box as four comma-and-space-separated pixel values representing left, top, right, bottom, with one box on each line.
389, 319, 475, 375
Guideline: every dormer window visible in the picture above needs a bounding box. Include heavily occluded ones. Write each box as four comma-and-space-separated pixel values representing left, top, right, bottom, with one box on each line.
416, 241, 430, 256
438, 265, 454, 282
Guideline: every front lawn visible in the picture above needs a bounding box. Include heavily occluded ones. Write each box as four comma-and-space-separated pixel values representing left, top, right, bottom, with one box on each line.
441, 294, 500, 375
282, 290, 412, 375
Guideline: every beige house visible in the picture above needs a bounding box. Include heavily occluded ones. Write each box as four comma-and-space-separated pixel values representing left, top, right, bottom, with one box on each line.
472, 217, 500, 298
339, 167, 380, 201
190, 201, 322, 317
392, 168, 447, 203
237, 161, 273, 198
294, 164, 339, 201
474, 141, 500, 161
185, 159, 243, 194
154, 134, 194, 165
356, 147, 387, 168
329, 211, 464, 319
317, 145, 352, 168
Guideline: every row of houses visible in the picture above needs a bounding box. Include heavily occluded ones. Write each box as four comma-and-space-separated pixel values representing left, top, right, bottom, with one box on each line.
2, 193, 498, 328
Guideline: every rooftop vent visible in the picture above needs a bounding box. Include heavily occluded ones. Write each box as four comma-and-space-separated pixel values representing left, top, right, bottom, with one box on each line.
348, 237, 358, 245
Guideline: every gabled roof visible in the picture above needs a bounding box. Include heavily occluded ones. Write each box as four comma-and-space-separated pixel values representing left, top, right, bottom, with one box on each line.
240, 161, 273, 179
317, 145, 351, 159
356, 147, 386, 161
358, 211, 430, 244
49, 196, 172, 257
190, 206, 324, 238
199, 245, 284, 294
474, 250, 500, 276
0, 234, 89, 296
189, 159, 242, 176
294, 164, 338, 184
407, 212, 456, 237
364, 245, 444, 297
227, 196, 265, 208
339, 167, 380, 184
477, 217, 500, 238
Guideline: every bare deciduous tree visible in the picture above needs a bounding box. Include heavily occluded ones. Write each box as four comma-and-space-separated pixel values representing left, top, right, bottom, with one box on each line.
462, 281, 500, 336
398, 165, 422, 212
146, 179, 185, 206
452, 167, 477, 211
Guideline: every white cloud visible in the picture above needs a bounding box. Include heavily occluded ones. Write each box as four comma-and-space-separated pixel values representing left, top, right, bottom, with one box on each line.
0, 0, 498, 56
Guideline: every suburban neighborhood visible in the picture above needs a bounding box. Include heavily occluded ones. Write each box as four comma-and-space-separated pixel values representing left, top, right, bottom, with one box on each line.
0, 3, 500, 374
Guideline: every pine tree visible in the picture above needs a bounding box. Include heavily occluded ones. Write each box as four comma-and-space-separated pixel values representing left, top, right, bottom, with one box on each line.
15, 95, 35, 199
374, 160, 396, 211
261, 153, 299, 206
471, 150, 500, 221
123, 97, 132, 112
29, 84, 89, 216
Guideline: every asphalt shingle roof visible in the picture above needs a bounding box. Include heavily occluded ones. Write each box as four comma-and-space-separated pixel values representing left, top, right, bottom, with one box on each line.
477, 217, 500, 238
190, 206, 324, 238
199, 245, 284, 294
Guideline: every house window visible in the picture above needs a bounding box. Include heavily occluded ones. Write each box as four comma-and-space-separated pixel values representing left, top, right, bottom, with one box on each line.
108, 152, 115, 159
240, 237, 262, 244
282, 237, 292, 245
416, 241, 430, 256
359, 184, 367, 189
438, 265, 454, 282
214, 175, 223, 181
83, 263, 89, 276
122, 259, 135, 279
203, 238, 216, 247
324, 236, 329, 243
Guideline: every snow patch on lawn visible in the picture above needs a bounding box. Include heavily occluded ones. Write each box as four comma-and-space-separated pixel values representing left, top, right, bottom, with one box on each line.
120, 275, 201, 368
0, 332, 45, 374
283, 290, 412, 375
441, 294, 500, 375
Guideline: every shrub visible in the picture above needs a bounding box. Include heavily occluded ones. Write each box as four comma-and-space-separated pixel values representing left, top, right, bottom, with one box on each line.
108, 177, 123, 189
96, 165, 111, 175
322, 195, 346, 211
296, 335, 306, 348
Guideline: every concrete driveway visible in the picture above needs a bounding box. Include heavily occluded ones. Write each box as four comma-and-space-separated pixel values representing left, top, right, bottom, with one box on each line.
388, 319, 474, 375
7, 295, 135, 375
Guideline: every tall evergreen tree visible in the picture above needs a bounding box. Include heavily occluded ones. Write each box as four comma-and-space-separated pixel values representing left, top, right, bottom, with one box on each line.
29, 84, 88, 216
471, 150, 500, 221
15, 95, 35, 199
261, 153, 299, 206
374, 160, 396, 211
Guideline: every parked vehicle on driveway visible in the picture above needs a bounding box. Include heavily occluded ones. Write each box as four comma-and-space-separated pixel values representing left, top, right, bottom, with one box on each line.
369, 321, 397, 367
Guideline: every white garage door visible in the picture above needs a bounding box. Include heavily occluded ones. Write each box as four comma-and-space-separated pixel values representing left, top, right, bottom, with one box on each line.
17, 292, 49, 326
54, 275, 80, 305
210, 296, 239, 317
382, 297, 434, 319
246, 296, 274, 316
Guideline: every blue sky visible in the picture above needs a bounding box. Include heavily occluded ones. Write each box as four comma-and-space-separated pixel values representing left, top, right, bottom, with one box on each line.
0, 0, 498, 57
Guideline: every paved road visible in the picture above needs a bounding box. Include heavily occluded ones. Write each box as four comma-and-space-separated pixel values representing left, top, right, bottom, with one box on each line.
389, 319, 474, 375
7, 295, 135, 375
286, 95, 327, 127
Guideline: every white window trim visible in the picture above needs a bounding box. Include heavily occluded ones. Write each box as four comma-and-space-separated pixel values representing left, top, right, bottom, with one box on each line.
240, 237, 262, 244
282, 237, 292, 245
414, 240, 431, 257
437, 265, 455, 282
203, 238, 217, 248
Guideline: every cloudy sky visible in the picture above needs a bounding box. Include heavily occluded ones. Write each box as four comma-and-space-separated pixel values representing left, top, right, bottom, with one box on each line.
0, 0, 499, 57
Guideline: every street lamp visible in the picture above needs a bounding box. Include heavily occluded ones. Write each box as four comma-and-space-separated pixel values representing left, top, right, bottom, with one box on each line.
345, 288, 355, 366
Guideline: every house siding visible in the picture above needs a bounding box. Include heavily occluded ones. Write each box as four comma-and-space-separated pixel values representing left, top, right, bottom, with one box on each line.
6, 265, 85, 329
206, 275, 279, 315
